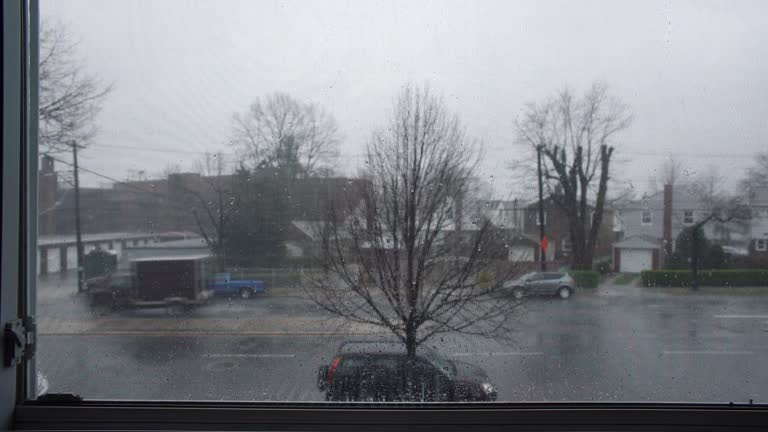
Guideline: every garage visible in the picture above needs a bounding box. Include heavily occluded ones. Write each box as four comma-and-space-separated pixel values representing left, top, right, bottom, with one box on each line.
613, 235, 661, 273
620, 249, 652, 272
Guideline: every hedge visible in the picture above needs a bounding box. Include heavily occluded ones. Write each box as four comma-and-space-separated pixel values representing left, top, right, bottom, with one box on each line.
571, 271, 599, 288
640, 269, 768, 287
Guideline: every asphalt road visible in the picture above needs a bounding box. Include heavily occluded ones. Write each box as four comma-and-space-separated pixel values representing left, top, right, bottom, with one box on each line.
36, 273, 768, 403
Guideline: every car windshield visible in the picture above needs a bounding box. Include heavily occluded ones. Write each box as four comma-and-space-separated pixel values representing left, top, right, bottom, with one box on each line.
34, 0, 768, 405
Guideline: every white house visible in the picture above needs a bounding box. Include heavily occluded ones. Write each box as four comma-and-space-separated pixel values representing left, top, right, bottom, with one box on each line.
611, 184, 748, 273
749, 187, 768, 255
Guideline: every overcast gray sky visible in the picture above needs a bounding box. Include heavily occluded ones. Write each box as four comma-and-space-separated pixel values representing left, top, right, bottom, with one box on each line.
43, 0, 768, 198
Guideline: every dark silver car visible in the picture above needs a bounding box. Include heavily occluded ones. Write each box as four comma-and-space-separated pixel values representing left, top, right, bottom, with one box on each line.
505, 272, 576, 299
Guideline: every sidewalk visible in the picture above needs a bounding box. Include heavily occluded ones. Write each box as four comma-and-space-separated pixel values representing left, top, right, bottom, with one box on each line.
38, 314, 388, 336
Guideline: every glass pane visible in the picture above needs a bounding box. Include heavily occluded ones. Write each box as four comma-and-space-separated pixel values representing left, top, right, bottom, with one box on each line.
36, 0, 768, 404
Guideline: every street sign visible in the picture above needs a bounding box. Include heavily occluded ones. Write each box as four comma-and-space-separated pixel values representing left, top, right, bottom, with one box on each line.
541, 235, 549, 253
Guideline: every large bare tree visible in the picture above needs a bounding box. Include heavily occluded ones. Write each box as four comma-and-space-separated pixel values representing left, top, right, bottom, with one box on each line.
306, 84, 521, 361
517, 83, 632, 269
231, 92, 340, 176
648, 155, 685, 193
181, 153, 244, 271
740, 151, 768, 199
39, 20, 113, 153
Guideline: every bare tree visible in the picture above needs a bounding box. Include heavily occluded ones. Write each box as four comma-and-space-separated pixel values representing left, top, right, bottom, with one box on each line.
182, 153, 244, 270
684, 165, 748, 246
39, 20, 113, 153
684, 195, 750, 289
648, 155, 684, 193
517, 82, 632, 270
231, 92, 340, 176
306, 84, 521, 363
740, 151, 768, 199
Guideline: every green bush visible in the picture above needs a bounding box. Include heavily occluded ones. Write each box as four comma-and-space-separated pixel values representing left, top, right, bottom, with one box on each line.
641, 269, 768, 287
593, 257, 612, 275
571, 271, 599, 288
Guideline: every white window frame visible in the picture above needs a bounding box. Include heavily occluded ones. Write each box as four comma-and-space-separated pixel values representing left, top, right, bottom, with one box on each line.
535, 211, 546, 226
757, 239, 767, 252
683, 210, 694, 225
562, 237, 572, 253
641, 210, 652, 226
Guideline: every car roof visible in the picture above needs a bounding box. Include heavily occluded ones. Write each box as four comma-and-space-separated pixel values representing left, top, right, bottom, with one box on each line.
338, 341, 432, 356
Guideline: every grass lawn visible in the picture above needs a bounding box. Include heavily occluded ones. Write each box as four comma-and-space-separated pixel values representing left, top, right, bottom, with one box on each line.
613, 273, 638, 285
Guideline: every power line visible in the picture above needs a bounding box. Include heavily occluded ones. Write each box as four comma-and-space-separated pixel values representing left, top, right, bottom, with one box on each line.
43, 154, 193, 211
90, 143, 236, 156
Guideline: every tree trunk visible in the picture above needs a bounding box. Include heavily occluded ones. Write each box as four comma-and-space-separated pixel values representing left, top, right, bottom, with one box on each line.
691, 226, 700, 290
404, 324, 418, 400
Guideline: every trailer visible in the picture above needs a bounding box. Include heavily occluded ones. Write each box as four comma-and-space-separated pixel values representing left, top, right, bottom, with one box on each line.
128, 254, 214, 314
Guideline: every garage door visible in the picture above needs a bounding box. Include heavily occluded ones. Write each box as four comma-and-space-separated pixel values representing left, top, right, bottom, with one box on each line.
620, 248, 652, 273
508, 246, 534, 262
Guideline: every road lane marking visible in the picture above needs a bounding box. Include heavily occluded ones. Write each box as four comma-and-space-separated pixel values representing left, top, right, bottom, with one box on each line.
452, 352, 543, 357
662, 350, 753, 355
715, 315, 768, 319
205, 353, 296, 359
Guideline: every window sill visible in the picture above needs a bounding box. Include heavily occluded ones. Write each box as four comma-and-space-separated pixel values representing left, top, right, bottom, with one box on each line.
14, 401, 768, 431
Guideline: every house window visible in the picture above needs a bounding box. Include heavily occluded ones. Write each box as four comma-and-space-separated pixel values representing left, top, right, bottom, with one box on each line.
683, 210, 694, 225
535, 211, 546, 226
757, 239, 768, 252
562, 237, 572, 253
641, 210, 652, 226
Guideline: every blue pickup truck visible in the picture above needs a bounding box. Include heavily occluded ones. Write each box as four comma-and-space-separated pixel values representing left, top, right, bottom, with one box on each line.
208, 273, 265, 299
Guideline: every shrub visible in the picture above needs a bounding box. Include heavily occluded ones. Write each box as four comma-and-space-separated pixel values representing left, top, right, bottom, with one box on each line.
593, 257, 612, 275
641, 269, 768, 287
571, 270, 599, 288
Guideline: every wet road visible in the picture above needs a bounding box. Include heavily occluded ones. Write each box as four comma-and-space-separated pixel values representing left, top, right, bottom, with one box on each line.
37, 274, 768, 402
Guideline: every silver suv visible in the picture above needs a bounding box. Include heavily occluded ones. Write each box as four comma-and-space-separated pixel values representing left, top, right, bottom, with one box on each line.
505, 272, 576, 299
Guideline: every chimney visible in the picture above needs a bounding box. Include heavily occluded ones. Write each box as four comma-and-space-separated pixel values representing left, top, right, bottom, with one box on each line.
663, 184, 673, 259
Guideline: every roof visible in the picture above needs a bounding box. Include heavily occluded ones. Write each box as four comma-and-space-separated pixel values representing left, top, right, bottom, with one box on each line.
337, 341, 433, 356
485, 200, 521, 211
510, 232, 540, 244
613, 235, 661, 250
617, 185, 711, 211
125, 237, 208, 249
38, 232, 160, 247
751, 187, 768, 207
131, 253, 212, 262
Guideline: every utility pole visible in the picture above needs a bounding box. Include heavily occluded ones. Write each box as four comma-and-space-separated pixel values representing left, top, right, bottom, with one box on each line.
536, 144, 547, 271
690, 226, 700, 291
70, 140, 85, 292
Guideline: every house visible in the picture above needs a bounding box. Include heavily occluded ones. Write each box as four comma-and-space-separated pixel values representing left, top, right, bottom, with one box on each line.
748, 187, 768, 256
521, 197, 613, 263
612, 184, 749, 272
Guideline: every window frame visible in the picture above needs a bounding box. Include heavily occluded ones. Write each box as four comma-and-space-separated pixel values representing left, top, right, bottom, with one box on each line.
14, 401, 768, 431
756, 239, 767, 252
641, 210, 652, 226
683, 210, 694, 225
6, 1, 768, 430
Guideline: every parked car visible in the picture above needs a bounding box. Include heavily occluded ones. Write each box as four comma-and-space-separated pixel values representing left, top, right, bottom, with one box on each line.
84, 271, 134, 310
208, 273, 265, 299
317, 341, 497, 402
504, 271, 576, 299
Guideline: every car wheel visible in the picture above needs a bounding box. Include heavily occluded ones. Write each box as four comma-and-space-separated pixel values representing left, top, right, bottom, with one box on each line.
512, 287, 525, 299
557, 286, 572, 299
239, 287, 253, 300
